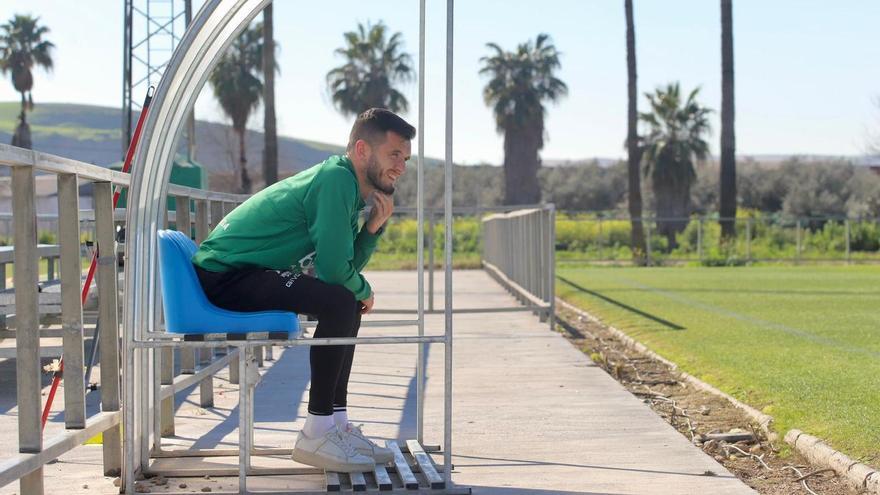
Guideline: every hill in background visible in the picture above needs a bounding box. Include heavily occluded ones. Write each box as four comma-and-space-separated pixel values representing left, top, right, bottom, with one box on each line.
0, 102, 345, 183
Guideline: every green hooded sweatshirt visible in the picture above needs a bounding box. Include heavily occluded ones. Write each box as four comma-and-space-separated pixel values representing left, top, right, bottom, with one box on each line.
191, 155, 381, 301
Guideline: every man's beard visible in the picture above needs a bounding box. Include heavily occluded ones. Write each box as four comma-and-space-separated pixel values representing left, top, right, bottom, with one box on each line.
366, 155, 395, 195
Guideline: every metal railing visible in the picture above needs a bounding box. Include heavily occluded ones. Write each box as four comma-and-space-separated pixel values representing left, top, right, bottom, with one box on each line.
0, 143, 250, 492
386, 205, 554, 314
481, 205, 556, 329
555, 215, 880, 265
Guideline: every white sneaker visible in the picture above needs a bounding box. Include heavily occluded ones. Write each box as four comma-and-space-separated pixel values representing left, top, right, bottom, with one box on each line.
340, 424, 395, 464
291, 427, 375, 473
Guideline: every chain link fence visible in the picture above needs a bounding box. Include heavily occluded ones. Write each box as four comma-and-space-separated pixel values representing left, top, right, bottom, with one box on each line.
556, 214, 880, 265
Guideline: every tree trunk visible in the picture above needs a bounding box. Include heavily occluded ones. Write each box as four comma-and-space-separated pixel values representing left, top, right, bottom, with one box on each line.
12, 116, 32, 149
238, 129, 252, 193
719, 0, 737, 239
12, 93, 32, 149
262, 3, 279, 186
502, 126, 541, 205
625, 0, 647, 264
654, 181, 690, 251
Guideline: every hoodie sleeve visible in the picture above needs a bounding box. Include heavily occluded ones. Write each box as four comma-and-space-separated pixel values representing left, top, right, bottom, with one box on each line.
352, 224, 383, 272
304, 168, 372, 300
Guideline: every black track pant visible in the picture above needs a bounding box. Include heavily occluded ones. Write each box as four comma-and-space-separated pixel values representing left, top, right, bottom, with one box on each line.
195, 265, 361, 415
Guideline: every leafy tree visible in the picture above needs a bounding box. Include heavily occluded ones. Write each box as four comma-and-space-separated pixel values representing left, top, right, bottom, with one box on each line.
0, 14, 54, 149
480, 34, 567, 205
640, 83, 712, 248
540, 162, 627, 212
326, 21, 414, 117
209, 22, 265, 193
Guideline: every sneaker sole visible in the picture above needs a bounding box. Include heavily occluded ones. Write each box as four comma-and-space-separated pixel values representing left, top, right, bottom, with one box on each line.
292, 448, 374, 473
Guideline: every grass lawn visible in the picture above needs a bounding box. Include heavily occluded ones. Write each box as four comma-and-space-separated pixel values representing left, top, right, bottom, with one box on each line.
555, 264, 880, 461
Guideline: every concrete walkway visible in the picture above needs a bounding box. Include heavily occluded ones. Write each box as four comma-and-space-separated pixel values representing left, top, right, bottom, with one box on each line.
0, 270, 756, 494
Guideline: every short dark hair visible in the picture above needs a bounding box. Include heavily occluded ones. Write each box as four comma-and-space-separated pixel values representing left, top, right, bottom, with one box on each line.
347, 108, 416, 151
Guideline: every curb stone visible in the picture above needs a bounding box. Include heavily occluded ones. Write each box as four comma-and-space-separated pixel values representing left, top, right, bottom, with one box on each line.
556, 297, 879, 494
785, 430, 879, 494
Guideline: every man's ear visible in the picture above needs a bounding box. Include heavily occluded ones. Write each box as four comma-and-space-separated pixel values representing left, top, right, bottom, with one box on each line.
354, 139, 371, 162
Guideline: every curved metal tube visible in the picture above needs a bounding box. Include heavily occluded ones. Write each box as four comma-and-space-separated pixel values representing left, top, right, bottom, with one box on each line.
121, 1, 455, 492
122, 0, 270, 491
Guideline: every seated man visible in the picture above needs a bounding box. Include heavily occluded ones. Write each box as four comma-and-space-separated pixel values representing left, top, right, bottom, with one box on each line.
191, 108, 414, 472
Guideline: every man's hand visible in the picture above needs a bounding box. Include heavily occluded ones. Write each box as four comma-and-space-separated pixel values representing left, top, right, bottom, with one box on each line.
360, 294, 374, 314
366, 192, 393, 234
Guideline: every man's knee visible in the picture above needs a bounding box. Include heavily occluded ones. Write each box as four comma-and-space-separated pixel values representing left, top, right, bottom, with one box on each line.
319, 284, 359, 319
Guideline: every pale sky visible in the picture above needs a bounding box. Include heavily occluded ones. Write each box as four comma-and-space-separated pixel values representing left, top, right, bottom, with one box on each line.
1, 0, 879, 164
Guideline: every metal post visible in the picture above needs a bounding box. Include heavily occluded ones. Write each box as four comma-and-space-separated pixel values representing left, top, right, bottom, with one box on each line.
416, 0, 426, 445
428, 210, 435, 312
697, 218, 703, 262
645, 218, 652, 267
745, 218, 752, 263
443, 0, 454, 485
238, 347, 249, 494
94, 182, 122, 475
13, 164, 43, 494
551, 207, 557, 320
0, 262, 6, 329
796, 219, 802, 264
845, 219, 851, 264
58, 174, 86, 429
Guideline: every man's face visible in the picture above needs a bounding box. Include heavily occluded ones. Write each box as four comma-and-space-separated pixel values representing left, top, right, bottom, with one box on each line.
365, 131, 411, 195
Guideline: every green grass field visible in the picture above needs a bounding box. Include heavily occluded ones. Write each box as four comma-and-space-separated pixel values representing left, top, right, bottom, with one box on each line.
555, 264, 880, 461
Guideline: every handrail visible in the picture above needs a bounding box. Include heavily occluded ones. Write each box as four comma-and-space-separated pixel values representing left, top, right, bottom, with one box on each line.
0, 142, 250, 492
0, 143, 248, 203
482, 205, 556, 329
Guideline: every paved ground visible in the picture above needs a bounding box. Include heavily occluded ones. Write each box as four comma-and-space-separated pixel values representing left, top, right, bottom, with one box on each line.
0, 270, 756, 494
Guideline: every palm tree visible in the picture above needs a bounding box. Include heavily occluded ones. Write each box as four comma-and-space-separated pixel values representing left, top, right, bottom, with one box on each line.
719, 0, 737, 239
640, 83, 712, 249
480, 34, 568, 205
326, 22, 414, 117
0, 14, 54, 150
262, 4, 278, 186
209, 23, 265, 193
625, 0, 647, 263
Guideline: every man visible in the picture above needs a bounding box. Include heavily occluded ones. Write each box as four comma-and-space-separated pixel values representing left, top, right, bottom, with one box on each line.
192, 108, 414, 472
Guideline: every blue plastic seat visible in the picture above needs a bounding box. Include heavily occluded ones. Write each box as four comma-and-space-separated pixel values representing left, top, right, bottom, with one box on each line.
157, 229, 300, 338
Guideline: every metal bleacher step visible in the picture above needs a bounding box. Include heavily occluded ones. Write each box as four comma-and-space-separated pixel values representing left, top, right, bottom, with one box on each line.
322, 439, 465, 493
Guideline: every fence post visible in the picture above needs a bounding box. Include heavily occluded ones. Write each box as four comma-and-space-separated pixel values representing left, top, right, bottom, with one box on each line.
57, 173, 87, 429
94, 182, 122, 475
795, 219, 802, 264
845, 219, 851, 264
191, 199, 216, 407
175, 197, 196, 377
745, 218, 752, 263
12, 164, 44, 493
208, 200, 238, 384
697, 218, 703, 263
548, 207, 556, 331
645, 218, 652, 267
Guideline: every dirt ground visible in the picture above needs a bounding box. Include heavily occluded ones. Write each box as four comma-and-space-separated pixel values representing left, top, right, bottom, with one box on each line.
555, 305, 865, 495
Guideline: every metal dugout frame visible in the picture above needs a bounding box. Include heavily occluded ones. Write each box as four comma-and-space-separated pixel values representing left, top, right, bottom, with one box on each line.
121, 0, 459, 493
